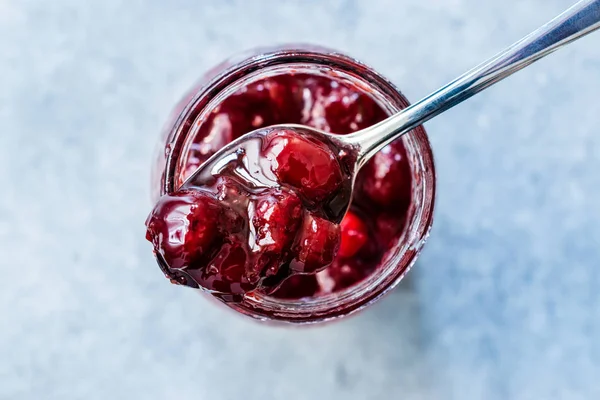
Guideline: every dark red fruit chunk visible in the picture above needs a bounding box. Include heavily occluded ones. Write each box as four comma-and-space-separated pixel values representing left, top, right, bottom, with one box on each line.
183, 77, 303, 179
251, 190, 304, 282
358, 141, 411, 208
253, 190, 303, 254
301, 78, 388, 134
146, 188, 261, 298
292, 214, 341, 274
258, 76, 303, 121
338, 210, 369, 258
264, 130, 343, 201
145, 190, 223, 272
189, 243, 256, 299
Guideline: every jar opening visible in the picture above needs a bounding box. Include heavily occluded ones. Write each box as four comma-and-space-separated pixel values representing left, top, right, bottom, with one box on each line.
160, 47, 436, 323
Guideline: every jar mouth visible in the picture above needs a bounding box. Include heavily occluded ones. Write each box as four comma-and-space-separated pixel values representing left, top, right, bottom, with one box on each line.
164, 46, 436, 323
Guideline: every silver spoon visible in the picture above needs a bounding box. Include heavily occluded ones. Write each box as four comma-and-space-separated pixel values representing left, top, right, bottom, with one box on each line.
184, 0, 600, 222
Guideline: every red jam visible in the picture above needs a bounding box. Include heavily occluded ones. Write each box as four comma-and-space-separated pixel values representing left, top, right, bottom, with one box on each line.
146, 73, 412, 301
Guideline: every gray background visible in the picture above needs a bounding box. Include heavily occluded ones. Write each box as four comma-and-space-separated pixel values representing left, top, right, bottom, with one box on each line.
2, 0, 599, 399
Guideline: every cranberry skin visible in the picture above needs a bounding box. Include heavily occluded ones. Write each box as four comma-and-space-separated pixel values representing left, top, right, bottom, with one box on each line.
265, 130, 343, 201
145, 190, 258, 297
185, 77, 303, 173
217, 82, 280, 137
190, 243, 256, 299
358, 141, 411, 208
292, 214, 341, 274
301, 78, 387, 134
338, 210, 369, 258
253, 190, 303, 254
145, 190, 222, 272
252, 190, 303, 281
259, 75, 303, 121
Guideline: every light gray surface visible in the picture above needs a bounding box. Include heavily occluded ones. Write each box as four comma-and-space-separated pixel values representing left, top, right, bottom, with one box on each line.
1, 1, 599, 399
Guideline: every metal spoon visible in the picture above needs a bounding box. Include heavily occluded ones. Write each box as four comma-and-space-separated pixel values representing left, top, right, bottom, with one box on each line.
184, 0, 600, 220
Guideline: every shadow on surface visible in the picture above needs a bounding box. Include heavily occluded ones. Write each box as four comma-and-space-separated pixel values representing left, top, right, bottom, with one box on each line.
335, 263, 436, 396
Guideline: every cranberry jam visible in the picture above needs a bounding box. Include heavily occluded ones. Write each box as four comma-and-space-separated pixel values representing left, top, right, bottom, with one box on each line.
150, 47, 435, 322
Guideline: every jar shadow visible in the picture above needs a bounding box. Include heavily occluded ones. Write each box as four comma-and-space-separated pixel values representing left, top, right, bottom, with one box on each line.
339, 263, 435, 392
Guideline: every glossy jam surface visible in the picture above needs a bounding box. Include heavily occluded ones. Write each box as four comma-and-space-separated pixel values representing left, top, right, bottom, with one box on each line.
147, 127, 354, 300
147, 73, 412, 301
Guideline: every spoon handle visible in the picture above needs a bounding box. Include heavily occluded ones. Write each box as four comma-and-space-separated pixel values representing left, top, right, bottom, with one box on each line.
346, 0, 600, 166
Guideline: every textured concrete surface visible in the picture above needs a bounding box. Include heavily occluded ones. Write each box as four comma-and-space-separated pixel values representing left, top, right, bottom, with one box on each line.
1, 1, 600, 399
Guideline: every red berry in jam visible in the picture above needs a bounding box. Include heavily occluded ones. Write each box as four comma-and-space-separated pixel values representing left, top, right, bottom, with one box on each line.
301, 78, 387, 134
259, 76, 303, 121
182, 77, 303, 179
192, 243, 255, 300
253, 190, 303, 254
338, 210, 369, 258
218, 83, 280, 136
264, 130, 343, 201
251, 190, 304, 284
292, 214, 341, 274
358, 141, 411, 208
145, 190, 223, 271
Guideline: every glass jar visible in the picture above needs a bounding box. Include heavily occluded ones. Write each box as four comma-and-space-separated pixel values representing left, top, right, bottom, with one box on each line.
151, 45, 436, 324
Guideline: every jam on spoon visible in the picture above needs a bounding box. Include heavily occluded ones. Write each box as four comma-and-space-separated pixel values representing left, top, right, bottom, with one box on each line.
146, 127, 353, 301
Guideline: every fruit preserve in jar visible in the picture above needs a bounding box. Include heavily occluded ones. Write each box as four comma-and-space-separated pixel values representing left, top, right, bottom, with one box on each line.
147, 45, 435, 323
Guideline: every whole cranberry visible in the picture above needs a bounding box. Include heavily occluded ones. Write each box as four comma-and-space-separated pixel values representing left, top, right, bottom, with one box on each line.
358, 140, 411, 208
301, 78, 387, 134
189, 243, 256, 300
145, 190, 223, 272
214, 86, 275, 139
292, 214, 341, 274
185, 77, 301, 170
146, 189, 259, 298
260, 75, 303, 122
264, 130, 343, 201
338, 210, 369, 258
